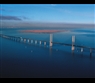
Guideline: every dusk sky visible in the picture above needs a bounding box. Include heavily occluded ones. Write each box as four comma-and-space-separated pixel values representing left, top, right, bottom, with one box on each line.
0, 4, 95, 28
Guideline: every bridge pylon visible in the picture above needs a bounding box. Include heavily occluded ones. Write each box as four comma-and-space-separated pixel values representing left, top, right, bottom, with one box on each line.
72, 36, 75, 51
50, 34, 53, 47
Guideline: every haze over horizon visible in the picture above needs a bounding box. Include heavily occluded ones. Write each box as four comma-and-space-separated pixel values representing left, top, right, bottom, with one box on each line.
0, 4, 95, 28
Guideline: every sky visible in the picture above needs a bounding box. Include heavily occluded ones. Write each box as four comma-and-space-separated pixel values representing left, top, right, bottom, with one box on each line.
0, 4, 95, 28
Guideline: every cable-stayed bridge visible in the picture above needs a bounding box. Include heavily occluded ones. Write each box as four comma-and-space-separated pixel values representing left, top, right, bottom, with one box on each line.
0, 34, 95, 56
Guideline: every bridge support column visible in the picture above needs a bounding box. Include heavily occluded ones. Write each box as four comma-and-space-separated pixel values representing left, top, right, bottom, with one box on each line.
81, 47, 83, 53
31, 40, 33, 43
72, 36, 75, 51
50, 34, 53, 47
44, 42, 46, 45
40, 41, 41, 45
35, 40, 37, 44
24, 39, 26, 42
27, 39, 29, 43
20, 37, 23, 41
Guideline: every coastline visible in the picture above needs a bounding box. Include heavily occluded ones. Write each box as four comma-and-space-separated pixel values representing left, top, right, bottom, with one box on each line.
19, 30, 69, 33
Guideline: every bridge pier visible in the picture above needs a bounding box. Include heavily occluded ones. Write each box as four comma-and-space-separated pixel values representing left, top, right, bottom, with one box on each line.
24, 39, 26, 42
31, 40, 33, 43
20, 37, 23, 42
40, 41, 41, 45
35, 40, 37, 44
44, 42, 46, 45
81, 47, 83, 53
71, 36, 75, 52
50, 34, 53, 47
27, 39, 29, 43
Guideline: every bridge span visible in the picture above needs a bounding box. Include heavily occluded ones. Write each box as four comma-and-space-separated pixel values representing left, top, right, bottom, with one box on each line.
0, 34, 95, 56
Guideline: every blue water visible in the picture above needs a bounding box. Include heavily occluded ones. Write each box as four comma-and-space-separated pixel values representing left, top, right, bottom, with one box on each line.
0, 28, 95, 78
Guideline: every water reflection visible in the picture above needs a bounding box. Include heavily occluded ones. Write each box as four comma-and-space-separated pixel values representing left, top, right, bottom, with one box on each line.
72, 50, 74, 56
49, 46, 52, 57
90, 55, 92, 60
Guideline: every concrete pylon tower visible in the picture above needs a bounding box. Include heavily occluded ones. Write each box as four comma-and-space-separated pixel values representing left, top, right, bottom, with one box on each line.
72, 36, 75, 51
50, 34, 53, 47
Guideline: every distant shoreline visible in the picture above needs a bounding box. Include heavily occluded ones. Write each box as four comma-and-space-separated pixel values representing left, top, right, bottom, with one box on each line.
19, 30, 69, 33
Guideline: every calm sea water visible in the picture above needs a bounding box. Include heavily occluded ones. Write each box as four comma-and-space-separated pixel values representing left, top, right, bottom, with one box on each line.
0, 27, 95, 78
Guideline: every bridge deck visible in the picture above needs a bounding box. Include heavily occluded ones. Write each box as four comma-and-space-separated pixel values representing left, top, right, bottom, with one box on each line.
0, 34, 95, 50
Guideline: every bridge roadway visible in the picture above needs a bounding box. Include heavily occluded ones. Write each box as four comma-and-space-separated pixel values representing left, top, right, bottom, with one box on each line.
0, 34, 95, 53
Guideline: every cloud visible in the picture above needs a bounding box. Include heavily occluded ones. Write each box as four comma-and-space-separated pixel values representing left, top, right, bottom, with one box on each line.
0, 15, 22, 20
22, 16, 29, 19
